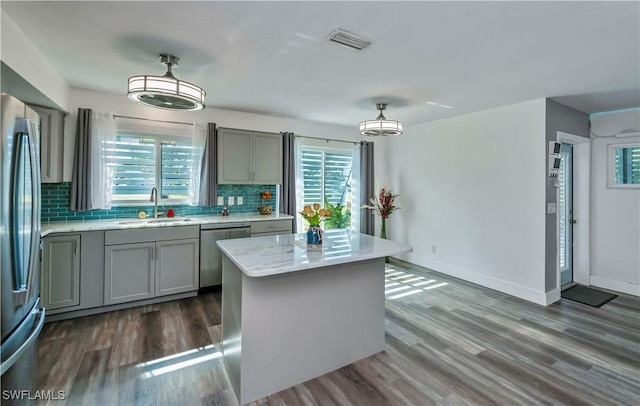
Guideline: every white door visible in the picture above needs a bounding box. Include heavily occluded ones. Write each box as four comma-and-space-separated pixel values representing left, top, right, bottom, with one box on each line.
559, 143, 574, 287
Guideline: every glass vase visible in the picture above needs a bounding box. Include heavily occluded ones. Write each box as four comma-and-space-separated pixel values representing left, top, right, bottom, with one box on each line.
380, 217, 387, 239
381, 217, 389, 263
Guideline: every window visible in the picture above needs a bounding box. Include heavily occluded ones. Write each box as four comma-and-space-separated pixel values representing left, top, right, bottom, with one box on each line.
106, 132, 201, 204
608, 143, 640, 188
298, 144, 354, 230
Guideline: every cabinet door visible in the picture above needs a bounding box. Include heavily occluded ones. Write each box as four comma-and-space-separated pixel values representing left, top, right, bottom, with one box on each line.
30, 105, 63, 183
41, 235, 80, 310
253, 132, 283, 184
104, 243, 155, 305
156, 238, 200, 296
218, 128, 253, 184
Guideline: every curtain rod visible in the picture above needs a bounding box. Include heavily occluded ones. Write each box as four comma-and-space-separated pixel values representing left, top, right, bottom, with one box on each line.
113, 114, 194, 126
295, 135, 361, 145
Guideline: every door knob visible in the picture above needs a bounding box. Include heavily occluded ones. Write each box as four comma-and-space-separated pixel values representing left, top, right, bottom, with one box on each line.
569, 219, 577, 224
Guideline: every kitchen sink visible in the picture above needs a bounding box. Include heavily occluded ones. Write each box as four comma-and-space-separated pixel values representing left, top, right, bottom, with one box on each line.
117, 217, 193, 225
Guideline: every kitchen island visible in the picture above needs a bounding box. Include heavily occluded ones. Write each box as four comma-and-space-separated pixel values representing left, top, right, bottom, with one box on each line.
217, 230, 412, 404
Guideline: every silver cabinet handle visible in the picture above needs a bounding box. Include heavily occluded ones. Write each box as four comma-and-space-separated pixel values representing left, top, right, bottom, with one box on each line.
150, 247, 154, 261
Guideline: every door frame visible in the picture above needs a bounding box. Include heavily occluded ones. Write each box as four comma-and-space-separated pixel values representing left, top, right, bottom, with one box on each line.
559, 143, 574, 288
557, 131, 590, 287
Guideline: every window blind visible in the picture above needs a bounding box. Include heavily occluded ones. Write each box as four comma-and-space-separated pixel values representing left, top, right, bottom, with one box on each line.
300, 148, 353, 206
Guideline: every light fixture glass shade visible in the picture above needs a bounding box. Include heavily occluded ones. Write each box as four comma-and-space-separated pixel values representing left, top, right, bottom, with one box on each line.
359, 119, 403, 136
127, 54, 206, 111
360, 103, 403, 136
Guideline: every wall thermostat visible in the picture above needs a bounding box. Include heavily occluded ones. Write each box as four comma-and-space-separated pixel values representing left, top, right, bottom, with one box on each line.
549, 141, 561, 156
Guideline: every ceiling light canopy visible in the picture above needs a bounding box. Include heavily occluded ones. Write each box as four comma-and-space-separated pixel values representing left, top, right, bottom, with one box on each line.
127, 54, 206, 111
360, 103, 403, 136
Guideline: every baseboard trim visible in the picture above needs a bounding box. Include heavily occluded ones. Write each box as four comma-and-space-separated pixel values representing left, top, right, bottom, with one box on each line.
545, 288, 561, 305
397, 252, 549, 306
590, 275, 640, 296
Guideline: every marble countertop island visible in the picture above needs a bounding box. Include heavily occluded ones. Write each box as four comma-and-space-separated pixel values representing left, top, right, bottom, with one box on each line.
219, 229, 412, 403
216, 229, 412, 277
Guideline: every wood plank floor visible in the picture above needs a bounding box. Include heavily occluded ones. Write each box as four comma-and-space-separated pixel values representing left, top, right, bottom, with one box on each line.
36, 260, 640, 405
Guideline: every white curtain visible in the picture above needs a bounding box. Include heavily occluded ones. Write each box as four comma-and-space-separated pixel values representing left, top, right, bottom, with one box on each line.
91, 111, 116, 209
189, 123, 207, 206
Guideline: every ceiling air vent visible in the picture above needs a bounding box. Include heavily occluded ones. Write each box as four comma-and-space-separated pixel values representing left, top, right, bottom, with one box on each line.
325, 28, 372, 51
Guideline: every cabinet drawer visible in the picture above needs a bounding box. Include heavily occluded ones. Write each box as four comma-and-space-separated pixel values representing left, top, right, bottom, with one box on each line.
105, 225, 199, 245
250, 220, 292, 235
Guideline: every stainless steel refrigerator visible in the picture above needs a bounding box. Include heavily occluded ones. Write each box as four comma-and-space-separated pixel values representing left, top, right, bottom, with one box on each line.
1, 93, 45, 402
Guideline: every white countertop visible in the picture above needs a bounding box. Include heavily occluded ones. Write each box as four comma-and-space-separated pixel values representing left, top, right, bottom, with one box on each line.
216, 229, 412, 277
41, 213, 294, 237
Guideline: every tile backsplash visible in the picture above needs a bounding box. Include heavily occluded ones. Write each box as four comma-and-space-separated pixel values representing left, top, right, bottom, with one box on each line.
41, 183, 278, 222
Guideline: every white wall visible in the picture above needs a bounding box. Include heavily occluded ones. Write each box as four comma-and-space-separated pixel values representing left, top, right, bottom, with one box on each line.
1, 10, 69, 111
590, 110, 640, 296
63, 88, 385, 182
385, 99, 549, 304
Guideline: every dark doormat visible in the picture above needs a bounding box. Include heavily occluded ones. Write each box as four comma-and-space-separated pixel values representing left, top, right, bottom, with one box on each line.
561, 285, 617, 308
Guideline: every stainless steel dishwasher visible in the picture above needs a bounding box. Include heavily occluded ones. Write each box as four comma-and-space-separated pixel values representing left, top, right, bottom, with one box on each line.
200, 222, 251, 288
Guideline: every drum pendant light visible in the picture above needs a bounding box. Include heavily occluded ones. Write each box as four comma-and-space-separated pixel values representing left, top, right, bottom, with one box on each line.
359, 103, 403, 136
127, 54, 206, 111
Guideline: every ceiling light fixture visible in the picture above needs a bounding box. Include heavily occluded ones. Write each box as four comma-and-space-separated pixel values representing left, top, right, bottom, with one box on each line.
127, 54, 206, 111
359, 103, 403, 136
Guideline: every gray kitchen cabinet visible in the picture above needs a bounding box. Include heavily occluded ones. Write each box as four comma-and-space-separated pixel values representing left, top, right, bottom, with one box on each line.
29, 104, 64, 183
104, 242, 156, 305
250, 219, 293, 237
104, 226, 200, 305
41, 234, 80, 310
156, 238, 199, 296
41, 231, 105, 316
218, 127, 282, 185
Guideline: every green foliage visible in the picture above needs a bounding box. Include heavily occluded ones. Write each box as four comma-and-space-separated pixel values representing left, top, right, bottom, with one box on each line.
324, 197, 352, 230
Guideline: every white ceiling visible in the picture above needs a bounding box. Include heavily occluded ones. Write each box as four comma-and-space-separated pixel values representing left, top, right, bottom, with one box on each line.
2, 1, 639, 127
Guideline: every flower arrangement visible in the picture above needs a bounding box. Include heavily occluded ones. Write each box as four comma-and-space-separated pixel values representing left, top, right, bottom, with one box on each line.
362, 187, 400, 219
299, 203, 332, 227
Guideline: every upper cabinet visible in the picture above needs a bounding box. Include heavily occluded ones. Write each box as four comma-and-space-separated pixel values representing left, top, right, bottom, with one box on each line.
29, 105, 65, 183
217, 128, 282, 185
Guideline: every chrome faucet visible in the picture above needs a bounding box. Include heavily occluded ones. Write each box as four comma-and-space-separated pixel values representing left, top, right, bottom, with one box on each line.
149, 187, 159, 218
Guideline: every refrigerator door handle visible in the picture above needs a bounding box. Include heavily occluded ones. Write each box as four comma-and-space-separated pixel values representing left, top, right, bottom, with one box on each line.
10, 128, 28, 305
0, 305, 45, 375
26, 119, 41, 304
10, 119, 40, 306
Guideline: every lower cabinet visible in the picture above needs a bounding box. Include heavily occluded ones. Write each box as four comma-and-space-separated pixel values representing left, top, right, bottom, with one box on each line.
41, 231, 105, 315
104, 226, 200, 305
41, 234, 81, 310
156, 239, 199, 297
104, 242, 155, 305
250, 219, 293, 237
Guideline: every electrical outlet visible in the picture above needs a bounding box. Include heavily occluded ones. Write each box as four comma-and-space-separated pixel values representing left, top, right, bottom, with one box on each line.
237, 196, 243, 205
217, 196, 224, 206
431, 245, 437, 254
228, 196, 234, 206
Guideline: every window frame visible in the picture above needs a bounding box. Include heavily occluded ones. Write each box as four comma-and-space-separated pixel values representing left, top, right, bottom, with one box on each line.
607, 142, 640, 189
297, 141, 354, 232
109, 130, 199, 206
